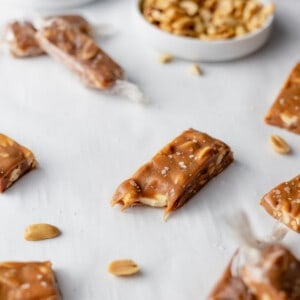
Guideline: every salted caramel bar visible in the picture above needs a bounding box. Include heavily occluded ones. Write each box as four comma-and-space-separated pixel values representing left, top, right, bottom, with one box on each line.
36, 20, 124, 90
5, 15, 92, 58
0, 261, 62, 299
0, 134, 36, 192
111, 128, 233, 218
241, 244, 300, 300
208, 254, 255, 300
260, 174, 300, 233
5, 21, 44, 58
265, 63, 300, 134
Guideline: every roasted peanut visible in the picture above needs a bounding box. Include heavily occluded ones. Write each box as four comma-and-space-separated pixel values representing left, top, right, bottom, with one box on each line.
141, 0, 275, 40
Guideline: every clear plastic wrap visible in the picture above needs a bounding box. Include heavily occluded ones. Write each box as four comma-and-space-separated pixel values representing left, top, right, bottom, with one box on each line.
35, 18, 146, 102
207, 213, 300, 300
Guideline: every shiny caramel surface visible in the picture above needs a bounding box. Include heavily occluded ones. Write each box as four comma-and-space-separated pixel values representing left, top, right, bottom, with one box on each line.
260, 174, 300, 232
0, 261, 61, 300
111, 128, 233, 216
0, 134, 36, 192
265, 63, 300, 134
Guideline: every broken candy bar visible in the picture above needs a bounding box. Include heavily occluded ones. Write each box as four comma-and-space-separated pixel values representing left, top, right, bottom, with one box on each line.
260, 174, 300, 233
0, 133, 36, 192
111, 128, 233, 218
0, 261, 62, 299
265, 63, 300, 134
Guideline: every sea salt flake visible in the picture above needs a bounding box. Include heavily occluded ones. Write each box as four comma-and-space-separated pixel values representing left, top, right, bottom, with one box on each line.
178, 161, 187, 169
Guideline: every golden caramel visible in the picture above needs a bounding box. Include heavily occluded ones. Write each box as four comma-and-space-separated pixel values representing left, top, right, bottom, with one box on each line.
111, 128, 233, 218
260, 175, 300, 233
0, 134, 36, 192
265, 63, 300, 134
0, 261, 62, 300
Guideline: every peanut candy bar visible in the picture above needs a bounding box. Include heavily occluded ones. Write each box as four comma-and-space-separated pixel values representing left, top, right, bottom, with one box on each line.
241, 244, 300, 300
111, 128, 233, 218
260, 174, 300, 233
5, 21, 44, 58
0, 261, 62, 300
209, 245, 300, 300
0, 134, 36, 192
265, 63, 300, 134
36, 20, 124, 90
208, 254, 255, 300
5, 15, 92, 58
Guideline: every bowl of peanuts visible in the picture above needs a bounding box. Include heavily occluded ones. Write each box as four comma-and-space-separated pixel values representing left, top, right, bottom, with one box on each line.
135, 0, 275, 61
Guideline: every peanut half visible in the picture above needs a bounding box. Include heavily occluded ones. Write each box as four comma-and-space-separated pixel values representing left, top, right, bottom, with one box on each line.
108, 259, 140, 276
269, 135, 291, 154
24, 223, 61, 241
187, 64, 202, 76
158, 53, 174, 64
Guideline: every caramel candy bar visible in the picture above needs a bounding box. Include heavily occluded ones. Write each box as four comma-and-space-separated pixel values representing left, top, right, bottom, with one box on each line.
5, 15, 92, 58
0, 134, 36, 192
111, 128, 233, 218
265, 63, 300, 134
241, 244, 300, 300
0, 261, 62, 299
5, 21, 44, 58
36, 20, 124, 90
46, 15, 92, 35
208, 254, 255, 300
260, 174, 300, 233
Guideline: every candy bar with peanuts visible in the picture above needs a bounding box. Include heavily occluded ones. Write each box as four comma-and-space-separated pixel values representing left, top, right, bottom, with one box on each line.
35, 19, 144, 102
0, 133, 36, 192
260, 174, 300, 233
0, 261, 62, 299
265, 63, 300, 134
111, 128, 233, 219
4, 15, 92, 58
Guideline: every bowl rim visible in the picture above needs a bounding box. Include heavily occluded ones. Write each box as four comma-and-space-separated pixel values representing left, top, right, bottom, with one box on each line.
135, 0, 275, 45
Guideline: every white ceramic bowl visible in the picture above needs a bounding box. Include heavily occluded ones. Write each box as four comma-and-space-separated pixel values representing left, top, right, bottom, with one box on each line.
133, 0, 274, 61
4, 0, 96, 10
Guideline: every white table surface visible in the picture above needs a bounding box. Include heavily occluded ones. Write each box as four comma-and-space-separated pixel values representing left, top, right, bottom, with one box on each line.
0, 1, 299, 299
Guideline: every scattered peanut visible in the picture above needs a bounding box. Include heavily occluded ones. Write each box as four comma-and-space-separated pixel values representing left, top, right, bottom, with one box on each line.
158, 53, 174, 64
187, 64, 202, 76
24, 223, 61, 241
142, 0, 275, 40
108, 259, 140, 276
269, 135, 291, 154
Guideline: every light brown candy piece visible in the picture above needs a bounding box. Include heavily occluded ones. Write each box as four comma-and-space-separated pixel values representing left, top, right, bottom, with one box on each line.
111, 128, 233, 218
0, 261, 62, 300
265, 63, 300, 134
208, 252, 255, 300
260, 174, 300, 233
5, 21, 44, 58
5, 15, 92, 58
0, 133, 36, 192
36, 20, 124, 90
241, 244, 300, 300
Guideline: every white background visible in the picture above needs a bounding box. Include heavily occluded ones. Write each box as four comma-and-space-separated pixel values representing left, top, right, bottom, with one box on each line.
0, 0, 299, 299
